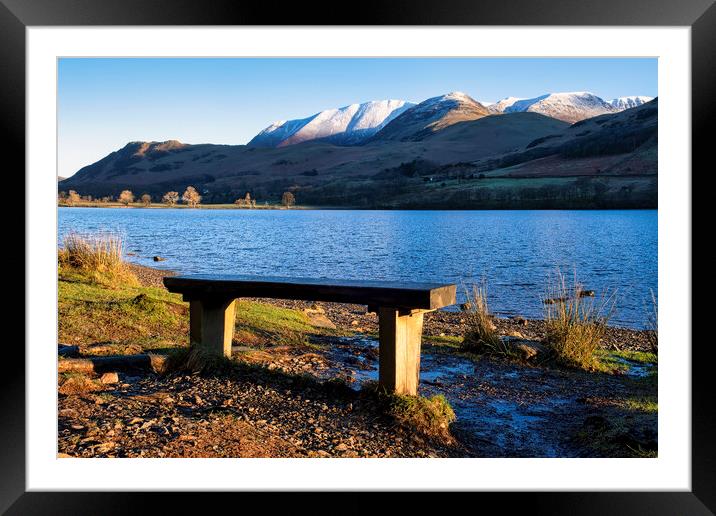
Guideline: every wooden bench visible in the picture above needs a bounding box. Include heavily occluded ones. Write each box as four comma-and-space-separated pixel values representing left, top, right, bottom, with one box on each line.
163, 274, 456, 395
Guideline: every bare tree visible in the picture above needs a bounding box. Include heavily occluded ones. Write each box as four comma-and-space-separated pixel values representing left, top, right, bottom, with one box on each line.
235, 192, 253, 208
118, 190, 134, 206
162, 191, 179, 206
182, 186, 202, 208
140, 193, 152, 207
66, 190, 81, 206
281, 191, 295, 208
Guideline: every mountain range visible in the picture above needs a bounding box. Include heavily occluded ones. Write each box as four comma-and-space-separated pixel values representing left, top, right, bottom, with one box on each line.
59, 91, 657, 209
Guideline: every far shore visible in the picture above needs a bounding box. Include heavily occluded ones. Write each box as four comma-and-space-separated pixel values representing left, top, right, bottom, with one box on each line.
58, 202, 658, 211
58, 201, 312, 210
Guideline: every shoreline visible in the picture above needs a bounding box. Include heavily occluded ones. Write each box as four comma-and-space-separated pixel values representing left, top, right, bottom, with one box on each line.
127, 263, 653, 353
59, 261, 658, 459
59, 203, 658, 212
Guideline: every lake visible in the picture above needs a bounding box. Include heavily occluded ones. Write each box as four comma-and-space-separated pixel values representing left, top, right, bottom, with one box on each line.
58, 208, 657, 329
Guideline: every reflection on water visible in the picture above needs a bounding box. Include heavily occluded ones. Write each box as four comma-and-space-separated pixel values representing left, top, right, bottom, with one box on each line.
58, 208, 657, 328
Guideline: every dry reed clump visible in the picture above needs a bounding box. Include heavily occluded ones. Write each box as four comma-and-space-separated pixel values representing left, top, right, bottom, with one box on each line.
58, 232, 138, 287
543, 271, 614, 370
460, 282, 508, 356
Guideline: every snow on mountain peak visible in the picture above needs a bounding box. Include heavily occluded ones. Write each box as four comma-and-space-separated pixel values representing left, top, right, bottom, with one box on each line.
249, 99, 415, 147
492, 92, 616, 123
250, 90, 654, 146
609, 96, 654, 110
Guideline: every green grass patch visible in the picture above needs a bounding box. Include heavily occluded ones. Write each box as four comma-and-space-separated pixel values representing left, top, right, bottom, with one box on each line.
361, 381, 456, 442
594, 349, 658, 375
386, 393, 456, 442
233, 300, 334, 347
59, 266, 323, 353
423, 335, 464, 348
234, 300, 315, 335
620, 397, 658, 413
59, 267, 189, 350
611, 349, 658, 364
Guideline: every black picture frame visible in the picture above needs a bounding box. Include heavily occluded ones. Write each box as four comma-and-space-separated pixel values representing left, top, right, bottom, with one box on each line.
4, 0, 712, 513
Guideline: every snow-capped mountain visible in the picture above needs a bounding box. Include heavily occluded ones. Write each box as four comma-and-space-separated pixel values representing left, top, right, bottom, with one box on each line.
487, 96, 525, 114
248, 99, 415, 147
488, 92, 654, 123
372, 91, 490, 142
609, 96, 654, 110
498, 92, 617, 124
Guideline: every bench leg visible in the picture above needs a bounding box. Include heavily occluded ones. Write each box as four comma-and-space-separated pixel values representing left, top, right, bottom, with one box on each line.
196, 298, 237, 357
189, 300, 203, 345
378, 308, 425, 396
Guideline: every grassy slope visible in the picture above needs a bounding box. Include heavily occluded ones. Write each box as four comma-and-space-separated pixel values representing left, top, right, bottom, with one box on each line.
58, 266, 323, 354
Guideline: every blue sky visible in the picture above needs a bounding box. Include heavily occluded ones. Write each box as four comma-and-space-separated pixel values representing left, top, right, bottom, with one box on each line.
58, 57, 657, 178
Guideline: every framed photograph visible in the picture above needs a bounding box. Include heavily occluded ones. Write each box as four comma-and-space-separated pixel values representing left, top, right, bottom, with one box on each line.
6, 0, 712, 512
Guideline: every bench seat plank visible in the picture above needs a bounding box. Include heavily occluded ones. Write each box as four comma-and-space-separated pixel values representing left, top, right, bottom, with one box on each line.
164, 274, 456, 310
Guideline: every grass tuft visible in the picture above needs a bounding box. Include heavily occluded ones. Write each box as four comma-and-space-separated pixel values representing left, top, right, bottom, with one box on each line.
362, 382, 456, 442
460, 282, 512, 357
387, 393, 456, 442
58, 373, 103, 395
543, 270, 614, 370
58, 232, 138, 288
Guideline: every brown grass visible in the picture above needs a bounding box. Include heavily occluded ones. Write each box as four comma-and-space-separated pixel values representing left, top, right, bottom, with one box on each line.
58, 232, 138, 287
460, 282, 506, 355
543, 270, 614, 370
58, 373, 103, 395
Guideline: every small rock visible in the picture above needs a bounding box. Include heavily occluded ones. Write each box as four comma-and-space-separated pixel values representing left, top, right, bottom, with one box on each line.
95, 442, 116, 454
350, 320, 359, 326
100, 372, 119, 384
57, 453, 73, 458
512, 316, 528, 326
153, 256, 166, 262
335, 443, 348, 451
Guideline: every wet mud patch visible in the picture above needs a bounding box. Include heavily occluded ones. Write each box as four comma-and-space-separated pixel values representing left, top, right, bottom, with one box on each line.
309, 334, 656, 457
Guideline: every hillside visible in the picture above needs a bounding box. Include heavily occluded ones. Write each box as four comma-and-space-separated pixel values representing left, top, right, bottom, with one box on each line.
59, 97, 657, 209
371, 92, 491, 142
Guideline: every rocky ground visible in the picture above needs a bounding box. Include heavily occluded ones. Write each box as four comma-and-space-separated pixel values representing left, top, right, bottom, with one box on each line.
59, 264, 657, 458
58, 366, 464, 458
